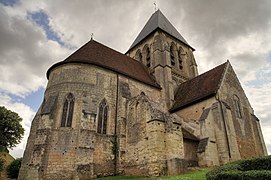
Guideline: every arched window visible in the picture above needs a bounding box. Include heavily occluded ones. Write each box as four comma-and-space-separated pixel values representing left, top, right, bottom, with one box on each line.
97, 99, 109, 134
233, 95, 242, 118
61, 93, 74, 127
178, 47, 184, 69
170, 45, 175, 66
146, 47, 151, 68
135, 49, 143, 63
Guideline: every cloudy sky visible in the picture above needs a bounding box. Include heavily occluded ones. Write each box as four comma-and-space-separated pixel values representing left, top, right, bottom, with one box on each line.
0, 0, 270, 158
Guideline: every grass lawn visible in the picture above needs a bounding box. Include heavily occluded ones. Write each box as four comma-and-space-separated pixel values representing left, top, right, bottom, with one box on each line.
98, 168, 210, 180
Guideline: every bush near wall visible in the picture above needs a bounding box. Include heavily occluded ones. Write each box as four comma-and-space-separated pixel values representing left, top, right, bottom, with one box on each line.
206, 155, 271, 180
6, 158, 22, 179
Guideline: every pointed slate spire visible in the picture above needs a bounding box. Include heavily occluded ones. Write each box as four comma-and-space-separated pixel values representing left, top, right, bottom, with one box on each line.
128, 9, 193, 51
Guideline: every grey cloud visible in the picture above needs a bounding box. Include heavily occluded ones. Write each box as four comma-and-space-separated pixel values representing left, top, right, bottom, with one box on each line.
0, 5, 71, 96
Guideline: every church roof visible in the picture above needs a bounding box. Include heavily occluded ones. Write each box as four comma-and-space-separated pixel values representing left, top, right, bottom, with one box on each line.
47, 40, 161, 89
128, 9, 194, 52
170, 62, 228, 112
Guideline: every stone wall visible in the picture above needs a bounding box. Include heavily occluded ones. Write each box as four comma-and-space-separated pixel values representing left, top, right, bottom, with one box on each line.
20, 62, 174, 179
126, 30, 198, 109
183, 139, 198, 166
218, 63, 267, 158
175, 98, 216, 122
19, 64, 119, 179
173, 62, 267, 168
127, 30, 197, 81
123, 93, 168, 176
19, 111, 41, 180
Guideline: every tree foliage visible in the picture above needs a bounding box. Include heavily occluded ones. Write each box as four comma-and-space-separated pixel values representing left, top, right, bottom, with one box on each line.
0, 106, 24, 149
6, 158, 22, 179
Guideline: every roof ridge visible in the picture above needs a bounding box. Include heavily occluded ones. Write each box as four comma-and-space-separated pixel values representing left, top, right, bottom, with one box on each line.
215, 61, 230, 95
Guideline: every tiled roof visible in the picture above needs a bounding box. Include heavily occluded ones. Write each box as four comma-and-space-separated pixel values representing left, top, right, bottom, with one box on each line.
127, 9, 194, 52
170, 62, 228, 112
47, 40, 161, 89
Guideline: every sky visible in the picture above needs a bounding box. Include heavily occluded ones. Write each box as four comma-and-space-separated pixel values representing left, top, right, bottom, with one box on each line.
0, 0, 270, 158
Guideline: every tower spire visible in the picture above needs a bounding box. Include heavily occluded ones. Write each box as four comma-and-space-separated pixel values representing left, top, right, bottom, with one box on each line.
127, 9, 193, 52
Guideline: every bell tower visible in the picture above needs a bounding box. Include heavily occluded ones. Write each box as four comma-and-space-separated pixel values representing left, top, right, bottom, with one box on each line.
126, 10, 198, 108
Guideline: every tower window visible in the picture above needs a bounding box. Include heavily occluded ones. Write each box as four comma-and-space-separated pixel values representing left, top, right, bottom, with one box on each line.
233, 95, 242, 118
97, 99, 109, 134
61, 93, 74, 127
139, 52, 142, 63
170, 45, 175, 66
146, 47, 151, 67
135, 49, 143, 63
178, 47, 184, 70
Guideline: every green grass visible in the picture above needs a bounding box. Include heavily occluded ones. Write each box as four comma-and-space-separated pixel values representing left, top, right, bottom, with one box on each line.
98, 168, 210, 180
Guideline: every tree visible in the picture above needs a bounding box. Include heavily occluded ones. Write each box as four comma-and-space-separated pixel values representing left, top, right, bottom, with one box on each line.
0, 106, 24, 149
6, 158, 22, 179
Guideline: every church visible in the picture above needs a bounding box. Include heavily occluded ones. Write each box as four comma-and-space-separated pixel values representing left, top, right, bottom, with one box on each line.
19, 10, 267, 179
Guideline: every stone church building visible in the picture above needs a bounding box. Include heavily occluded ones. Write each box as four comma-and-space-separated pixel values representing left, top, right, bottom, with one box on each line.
19, 10, 267, 179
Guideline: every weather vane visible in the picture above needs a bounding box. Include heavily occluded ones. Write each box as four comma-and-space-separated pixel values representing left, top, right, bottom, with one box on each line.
154, 2, 157, 12
91, 33, 94, 40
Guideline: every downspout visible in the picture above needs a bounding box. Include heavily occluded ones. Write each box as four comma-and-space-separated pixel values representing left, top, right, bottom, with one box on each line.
114, 73, 119, 175
218, 98, 231, 159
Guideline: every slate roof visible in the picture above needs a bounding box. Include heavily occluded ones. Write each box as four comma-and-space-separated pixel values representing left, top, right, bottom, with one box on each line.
128, 9, 194, 52
47, 40, 161, 89
170, 62, 228, 112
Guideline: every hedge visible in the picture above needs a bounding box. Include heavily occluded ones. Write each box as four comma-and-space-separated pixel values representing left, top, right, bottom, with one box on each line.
6, 158, 22, 179
206, 155, 271, 180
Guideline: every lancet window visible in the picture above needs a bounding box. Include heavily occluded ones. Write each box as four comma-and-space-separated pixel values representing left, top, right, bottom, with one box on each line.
61, 93, 75, 127
97, 99, 109, 134
233, 95, 242, 118
170, 45, 175, 66
178, 47, 184, 69
135, 49, 143, 63
146, 47, 151, 67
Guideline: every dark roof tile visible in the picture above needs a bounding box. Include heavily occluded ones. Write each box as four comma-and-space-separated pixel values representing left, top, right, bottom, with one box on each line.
47, 40, 161, 89
128, 9, 193, 52
170, 62, 228, 112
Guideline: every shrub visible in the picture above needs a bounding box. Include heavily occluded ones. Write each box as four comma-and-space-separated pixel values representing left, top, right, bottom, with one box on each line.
6, 158, 22, 179
206, 155, 271, 180
239, 156, 271, 171
0, 159, 3, 171
0, 146, 8, 153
